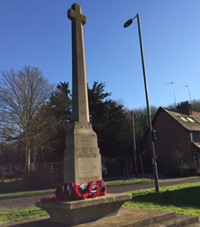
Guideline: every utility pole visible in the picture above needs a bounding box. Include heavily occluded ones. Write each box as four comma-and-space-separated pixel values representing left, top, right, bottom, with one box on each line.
131, 111, 138, 177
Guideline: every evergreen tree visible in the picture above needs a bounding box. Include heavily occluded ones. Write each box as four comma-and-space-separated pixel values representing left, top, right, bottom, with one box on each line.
44, 82, 72, 161
191, 99, 200, 112
88, 82, 132, 158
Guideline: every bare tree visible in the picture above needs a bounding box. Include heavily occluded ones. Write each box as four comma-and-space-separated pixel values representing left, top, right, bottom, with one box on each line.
31, 104, 62, 164
0, 66, 53, 173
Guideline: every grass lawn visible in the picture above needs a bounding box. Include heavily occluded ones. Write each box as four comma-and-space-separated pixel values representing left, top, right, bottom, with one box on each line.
123, 182, 200, 218
0, 207, 47, 225
0, 189, 55, 200
1, 182, 200, 225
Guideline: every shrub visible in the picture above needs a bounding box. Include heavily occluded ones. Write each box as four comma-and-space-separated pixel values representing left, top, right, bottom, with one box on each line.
165, 151, 184, 177
165, 151, 198, 177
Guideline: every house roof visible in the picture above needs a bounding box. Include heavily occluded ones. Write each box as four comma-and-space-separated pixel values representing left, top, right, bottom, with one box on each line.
161, 107, 200, 131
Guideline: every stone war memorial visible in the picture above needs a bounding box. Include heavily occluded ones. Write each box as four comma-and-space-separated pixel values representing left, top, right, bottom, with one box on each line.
36, 3, 131, 226
6, 2, 200, 227
64, 2, 102, 184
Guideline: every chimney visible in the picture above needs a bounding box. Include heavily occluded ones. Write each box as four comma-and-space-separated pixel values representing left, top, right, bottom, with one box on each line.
176, 101, 192, 115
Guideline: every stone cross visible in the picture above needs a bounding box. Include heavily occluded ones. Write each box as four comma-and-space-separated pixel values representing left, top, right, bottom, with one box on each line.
68, 3, 89, 125
64, 3, 102, 184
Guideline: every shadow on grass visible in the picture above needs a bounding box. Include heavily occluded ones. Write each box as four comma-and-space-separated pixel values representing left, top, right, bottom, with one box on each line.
132, 186, 200, 209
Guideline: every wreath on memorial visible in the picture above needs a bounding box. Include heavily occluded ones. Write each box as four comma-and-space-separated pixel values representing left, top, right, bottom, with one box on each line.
41, 180, 107, 203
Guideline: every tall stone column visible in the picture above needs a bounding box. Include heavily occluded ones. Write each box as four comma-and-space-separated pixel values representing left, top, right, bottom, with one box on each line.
64, 3, 102, 184
36, 5, 131, 224
68, 3, 89, 125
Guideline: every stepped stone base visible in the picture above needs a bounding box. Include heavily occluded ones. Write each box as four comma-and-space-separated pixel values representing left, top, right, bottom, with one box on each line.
35, 193, 131, 225
4, 208, 200, 227
79, 209, 199, 227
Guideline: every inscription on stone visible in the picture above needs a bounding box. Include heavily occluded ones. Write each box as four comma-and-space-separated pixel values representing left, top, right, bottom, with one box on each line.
78, 158, 99, 177
80, 135, 91, 147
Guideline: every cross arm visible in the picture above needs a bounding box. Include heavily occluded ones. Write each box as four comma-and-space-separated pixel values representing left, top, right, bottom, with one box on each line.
68, 4, 86, 25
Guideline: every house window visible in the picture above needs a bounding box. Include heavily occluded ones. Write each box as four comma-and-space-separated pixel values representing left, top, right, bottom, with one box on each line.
187, 117, 195, 123
190, 132, 194, 142
180, 117, 188, 122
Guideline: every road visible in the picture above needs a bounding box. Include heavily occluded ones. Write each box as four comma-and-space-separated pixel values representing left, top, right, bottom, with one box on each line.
0, 178, 199, 211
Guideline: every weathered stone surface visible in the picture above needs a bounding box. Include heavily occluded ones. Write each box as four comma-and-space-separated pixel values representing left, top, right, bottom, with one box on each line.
64, 3, 102, 184
36, 194, 132, 225
147, 215, 199, 227
68, 3, 88, 124
64, 121, 102, 184
5, 208, 200, 227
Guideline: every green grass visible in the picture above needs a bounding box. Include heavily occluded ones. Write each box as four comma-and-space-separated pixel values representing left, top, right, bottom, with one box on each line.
0, 189, 55, 200
0, 207, 47, 225
106, 178, 153, 187
123, 182, 200, 218
1, 182, 200, 224
0, 178, 153, 200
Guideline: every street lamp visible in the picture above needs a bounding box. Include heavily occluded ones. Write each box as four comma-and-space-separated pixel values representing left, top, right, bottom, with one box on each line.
124, 14, 160, 193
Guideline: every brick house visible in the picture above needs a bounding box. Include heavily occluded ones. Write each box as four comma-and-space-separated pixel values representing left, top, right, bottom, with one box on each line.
145, 101, 200, 171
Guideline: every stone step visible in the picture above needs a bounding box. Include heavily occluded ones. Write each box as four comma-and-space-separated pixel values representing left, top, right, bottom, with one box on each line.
187, 223, 200, 227
77, 209, 178, 226
76, 209, 199, 227
4, 209, 200, 227
147, 215, 199, 227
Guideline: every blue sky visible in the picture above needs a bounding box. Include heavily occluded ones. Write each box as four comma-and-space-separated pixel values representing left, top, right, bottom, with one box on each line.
0, 0, 200, 110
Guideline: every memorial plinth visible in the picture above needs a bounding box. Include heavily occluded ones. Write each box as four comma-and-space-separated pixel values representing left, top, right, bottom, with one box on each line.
64, 121, 102, 184
36, 194, 132, 225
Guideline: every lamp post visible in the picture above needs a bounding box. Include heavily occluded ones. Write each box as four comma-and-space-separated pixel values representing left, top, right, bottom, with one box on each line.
124, 13, 159, 193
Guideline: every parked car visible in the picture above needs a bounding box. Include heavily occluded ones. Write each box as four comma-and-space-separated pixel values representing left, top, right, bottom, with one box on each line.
0, 169, 14, 178
4, 170, 14, 177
